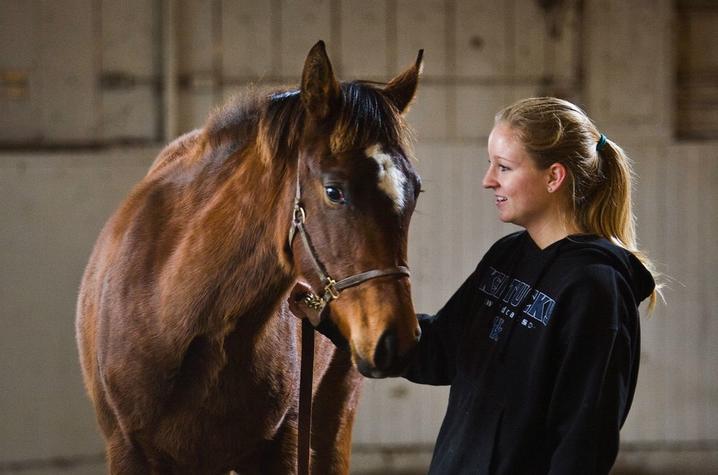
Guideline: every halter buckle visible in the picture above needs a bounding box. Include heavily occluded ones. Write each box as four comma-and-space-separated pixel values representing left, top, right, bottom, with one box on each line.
324, 278, 340, 300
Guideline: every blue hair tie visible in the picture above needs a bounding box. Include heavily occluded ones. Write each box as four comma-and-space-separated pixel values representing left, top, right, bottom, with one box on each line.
596, 134, 608, 152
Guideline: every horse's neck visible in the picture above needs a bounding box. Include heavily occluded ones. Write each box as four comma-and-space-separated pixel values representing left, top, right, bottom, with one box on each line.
195, 150, 296, 326
145, 130, 301, 342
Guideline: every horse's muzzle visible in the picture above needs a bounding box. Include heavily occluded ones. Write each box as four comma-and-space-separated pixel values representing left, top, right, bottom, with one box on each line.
356, 326, 421, 378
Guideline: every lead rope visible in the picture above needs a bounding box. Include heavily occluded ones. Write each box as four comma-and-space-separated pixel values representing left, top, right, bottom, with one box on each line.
298, 318, 314, 475
294, 156, 314, 475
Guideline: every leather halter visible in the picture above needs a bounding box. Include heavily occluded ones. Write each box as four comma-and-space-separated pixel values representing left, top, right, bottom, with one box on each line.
288, 159, 411, 319
289, 156, 410, 475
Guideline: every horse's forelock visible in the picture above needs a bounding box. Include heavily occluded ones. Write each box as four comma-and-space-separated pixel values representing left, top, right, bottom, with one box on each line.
260, 82, 412, 158
330, 82, 413, 156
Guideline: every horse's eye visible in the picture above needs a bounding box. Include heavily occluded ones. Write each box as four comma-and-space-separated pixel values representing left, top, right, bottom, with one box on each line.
325, 186, 346, 204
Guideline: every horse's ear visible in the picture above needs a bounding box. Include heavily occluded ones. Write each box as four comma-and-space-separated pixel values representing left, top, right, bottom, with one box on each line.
384, 49, 423, 114
301, 40, 341, 122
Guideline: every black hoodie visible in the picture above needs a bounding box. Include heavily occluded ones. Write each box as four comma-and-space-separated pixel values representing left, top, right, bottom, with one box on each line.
403, 231, 655, 474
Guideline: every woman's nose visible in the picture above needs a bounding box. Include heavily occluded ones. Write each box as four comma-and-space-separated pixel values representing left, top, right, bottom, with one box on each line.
482, 167, 496, 189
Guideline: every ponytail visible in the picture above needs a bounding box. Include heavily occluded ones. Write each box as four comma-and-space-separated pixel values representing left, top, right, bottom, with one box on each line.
587, 139, 661, 311
581, 138, 634, 249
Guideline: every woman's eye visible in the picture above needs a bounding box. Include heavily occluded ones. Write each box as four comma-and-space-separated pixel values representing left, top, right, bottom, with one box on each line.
325, 186, 346, 204
498, 165, 510, 172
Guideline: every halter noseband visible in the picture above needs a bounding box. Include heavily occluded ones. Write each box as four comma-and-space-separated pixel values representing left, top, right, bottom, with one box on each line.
288, 157, 410, 319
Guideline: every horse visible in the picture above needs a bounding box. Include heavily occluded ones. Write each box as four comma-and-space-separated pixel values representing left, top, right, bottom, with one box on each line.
76, 41, 423, 474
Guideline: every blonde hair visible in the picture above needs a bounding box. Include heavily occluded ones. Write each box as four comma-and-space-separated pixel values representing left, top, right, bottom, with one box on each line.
496, 97, 661, 311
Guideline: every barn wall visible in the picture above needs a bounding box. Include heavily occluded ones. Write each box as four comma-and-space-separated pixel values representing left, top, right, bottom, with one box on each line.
0, 150, 156, 474
1, 0, 717, 473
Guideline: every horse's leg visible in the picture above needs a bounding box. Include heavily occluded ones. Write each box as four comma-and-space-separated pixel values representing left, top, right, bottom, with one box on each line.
310, 346, 363, 475
106, 432, 152, 475
252, 414, 299, 475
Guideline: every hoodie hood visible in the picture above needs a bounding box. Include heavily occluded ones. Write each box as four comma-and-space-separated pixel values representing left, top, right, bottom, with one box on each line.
495, 231, 654, 360
559, 234, 656, 305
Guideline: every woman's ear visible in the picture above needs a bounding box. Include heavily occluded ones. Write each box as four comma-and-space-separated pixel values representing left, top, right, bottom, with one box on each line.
546, 162, 568, 193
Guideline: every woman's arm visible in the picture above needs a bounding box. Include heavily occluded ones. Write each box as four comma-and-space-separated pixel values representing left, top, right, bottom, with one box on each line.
402, 268, 483, 386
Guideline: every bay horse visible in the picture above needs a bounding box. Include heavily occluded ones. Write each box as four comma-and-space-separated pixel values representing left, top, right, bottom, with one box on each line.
76, 41, 423, 474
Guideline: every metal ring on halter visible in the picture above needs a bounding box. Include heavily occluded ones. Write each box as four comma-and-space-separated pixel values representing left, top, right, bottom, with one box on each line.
293, 205, 306, 225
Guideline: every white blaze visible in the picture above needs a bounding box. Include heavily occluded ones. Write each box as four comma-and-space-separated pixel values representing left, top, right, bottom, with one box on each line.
366, 144, 406, 213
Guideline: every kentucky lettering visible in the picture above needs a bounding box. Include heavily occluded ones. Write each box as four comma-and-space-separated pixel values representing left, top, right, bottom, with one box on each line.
478, 267, 557, 327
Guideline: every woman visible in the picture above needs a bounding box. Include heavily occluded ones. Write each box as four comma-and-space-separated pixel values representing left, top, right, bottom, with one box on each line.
404, 97, 658, 474
292, 97, 658, 474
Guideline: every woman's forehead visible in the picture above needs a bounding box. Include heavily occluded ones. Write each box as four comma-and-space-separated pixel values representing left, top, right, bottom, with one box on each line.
489, 125, 529, 162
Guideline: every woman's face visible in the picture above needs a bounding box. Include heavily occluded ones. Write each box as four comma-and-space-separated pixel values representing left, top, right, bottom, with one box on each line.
483, 122, 554, 230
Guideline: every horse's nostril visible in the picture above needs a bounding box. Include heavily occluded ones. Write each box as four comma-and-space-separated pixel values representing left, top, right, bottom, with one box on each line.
373, 330, 397, 372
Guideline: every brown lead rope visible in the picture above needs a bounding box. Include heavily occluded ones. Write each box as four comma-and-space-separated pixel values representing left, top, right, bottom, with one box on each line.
298, 318, 314, 475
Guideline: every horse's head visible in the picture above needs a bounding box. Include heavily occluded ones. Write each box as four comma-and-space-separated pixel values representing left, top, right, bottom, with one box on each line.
279, 42, 423, 378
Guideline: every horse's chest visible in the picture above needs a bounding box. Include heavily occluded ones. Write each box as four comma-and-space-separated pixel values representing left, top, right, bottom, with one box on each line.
157, 325, 299, 453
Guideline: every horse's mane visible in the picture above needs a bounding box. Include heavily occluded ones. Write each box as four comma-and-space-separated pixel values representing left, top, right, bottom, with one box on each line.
205, 82, 414, 164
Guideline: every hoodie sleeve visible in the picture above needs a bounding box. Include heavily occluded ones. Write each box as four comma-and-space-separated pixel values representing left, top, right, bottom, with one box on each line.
545, 264, 640, 475
402, 267, 482, 386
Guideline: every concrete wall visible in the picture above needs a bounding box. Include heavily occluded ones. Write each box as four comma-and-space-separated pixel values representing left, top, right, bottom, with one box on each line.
1, 0, 717, 473
0, 150, 156, 474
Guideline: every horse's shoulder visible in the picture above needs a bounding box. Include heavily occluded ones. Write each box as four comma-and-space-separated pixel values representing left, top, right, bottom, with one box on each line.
147, 129, 205, 177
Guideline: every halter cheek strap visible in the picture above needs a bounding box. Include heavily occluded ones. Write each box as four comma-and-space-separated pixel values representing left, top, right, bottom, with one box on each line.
288, 157, 411, 321
288, 193, 410, 318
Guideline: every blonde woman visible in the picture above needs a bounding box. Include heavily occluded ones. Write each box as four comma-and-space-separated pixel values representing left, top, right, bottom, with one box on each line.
402, 97, 659, 474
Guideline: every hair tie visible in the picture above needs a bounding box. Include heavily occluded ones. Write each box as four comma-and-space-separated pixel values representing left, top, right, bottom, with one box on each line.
596, 134, 608, 152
